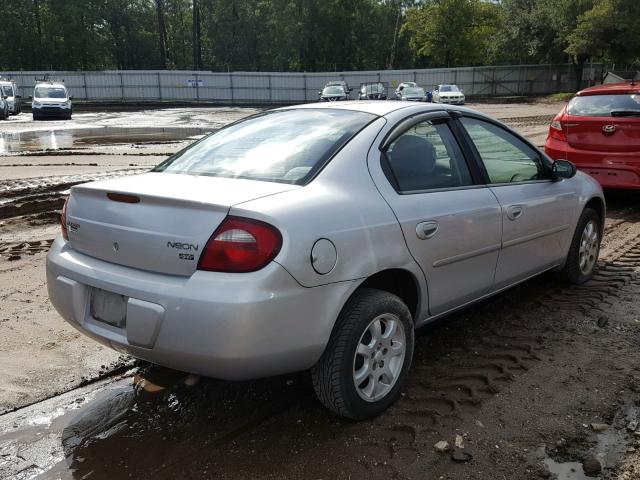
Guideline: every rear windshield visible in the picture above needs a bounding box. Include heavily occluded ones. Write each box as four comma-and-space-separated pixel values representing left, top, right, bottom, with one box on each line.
568, 94, 640, 117
153, 109, 376, 185
322, 86, 345, 95
362, 84, 384, 93
404, 87, 425, 96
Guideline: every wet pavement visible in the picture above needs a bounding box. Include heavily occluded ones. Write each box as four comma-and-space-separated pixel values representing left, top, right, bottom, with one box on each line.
0, 127, 212, 155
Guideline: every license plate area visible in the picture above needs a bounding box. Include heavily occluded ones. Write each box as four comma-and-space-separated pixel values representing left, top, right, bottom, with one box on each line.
90, 288, 127, 327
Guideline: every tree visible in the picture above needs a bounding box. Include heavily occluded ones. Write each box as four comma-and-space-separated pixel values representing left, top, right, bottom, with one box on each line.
403, 0, 502, 67
567, 0, 640, 69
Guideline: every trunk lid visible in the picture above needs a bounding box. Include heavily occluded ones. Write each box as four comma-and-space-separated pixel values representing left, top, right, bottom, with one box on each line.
66, 172, 298, 276
566, 115, 640, 152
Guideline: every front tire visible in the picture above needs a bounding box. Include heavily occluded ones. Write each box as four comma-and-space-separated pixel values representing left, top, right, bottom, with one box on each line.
558, 207, 601, 284
311, 288, 414, 420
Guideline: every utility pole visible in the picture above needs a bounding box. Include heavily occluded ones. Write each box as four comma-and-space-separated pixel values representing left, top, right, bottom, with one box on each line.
155, 0, 168, 69
193, 0, 202, 70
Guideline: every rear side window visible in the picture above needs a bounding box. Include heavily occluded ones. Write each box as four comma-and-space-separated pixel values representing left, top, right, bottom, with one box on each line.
153, 109, 376, 185
384, 120, 473, 192
568, 94, 640, 117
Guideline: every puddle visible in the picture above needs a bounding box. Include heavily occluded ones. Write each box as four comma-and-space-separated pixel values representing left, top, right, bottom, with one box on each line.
544, 458, 589, 479
0, 367, 305, 479
0, 127, 213, 154
538, 405, 640, 479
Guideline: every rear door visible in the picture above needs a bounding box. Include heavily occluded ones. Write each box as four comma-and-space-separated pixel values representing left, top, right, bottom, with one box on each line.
371, 112, 503, 316
458, 116, 578, 290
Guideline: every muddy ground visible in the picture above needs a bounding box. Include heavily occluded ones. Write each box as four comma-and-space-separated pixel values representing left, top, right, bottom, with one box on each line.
1, 102, 640, 480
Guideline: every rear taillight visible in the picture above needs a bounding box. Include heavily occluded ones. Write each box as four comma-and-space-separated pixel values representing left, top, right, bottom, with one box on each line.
548, 116, 567, 142
198, 216, 282, 273
61, 196, 69, 240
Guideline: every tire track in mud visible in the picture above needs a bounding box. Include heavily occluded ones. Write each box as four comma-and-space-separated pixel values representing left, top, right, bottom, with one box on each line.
0, 239, 54, 261
333, 235, 640, 478
0, 169, 149, 220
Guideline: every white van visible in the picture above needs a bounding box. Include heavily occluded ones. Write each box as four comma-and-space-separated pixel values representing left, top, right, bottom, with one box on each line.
31, 81, 73, 120
0, 79, 22, 115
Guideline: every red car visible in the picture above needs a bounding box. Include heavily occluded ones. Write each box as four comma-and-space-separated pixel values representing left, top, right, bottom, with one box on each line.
545, 82, 640, 189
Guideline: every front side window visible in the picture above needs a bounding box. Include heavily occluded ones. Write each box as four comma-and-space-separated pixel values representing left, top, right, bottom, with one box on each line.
2, 86, 13, 96
154, 109, 376, 185
35, 87, 67, 99
384, 120, 473, 192
461, 117, 545, 184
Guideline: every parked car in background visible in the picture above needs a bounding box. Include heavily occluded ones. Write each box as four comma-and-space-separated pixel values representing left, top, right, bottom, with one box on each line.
318, 85, 349, 102
395, 86, 428, 102
359, 82, 387, 100
395, 82, 417, 97
325, 80, 352, 95
0, 79, 22, 115
0, 94, 9, 120
30, 81, 73, 120
545, 82, 640, 189
47, 101, 604, 420
432, 84, 465, 105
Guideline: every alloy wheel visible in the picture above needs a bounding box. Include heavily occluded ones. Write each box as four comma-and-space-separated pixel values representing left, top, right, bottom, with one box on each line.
578, 220, 599, 275
353, 313, 406, 402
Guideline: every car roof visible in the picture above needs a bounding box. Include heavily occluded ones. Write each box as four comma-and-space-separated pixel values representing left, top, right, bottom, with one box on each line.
283, 100, 467, 117
577, 82, 640, 96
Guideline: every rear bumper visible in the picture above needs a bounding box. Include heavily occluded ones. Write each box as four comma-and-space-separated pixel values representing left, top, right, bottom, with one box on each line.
545, 138, 640, 189
46, 236, 356, 380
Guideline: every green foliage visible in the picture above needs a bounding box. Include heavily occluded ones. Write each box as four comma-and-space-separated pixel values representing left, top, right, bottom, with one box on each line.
0, 0, 638, 71
567, 0, 640, 66
403, 0, 502, 67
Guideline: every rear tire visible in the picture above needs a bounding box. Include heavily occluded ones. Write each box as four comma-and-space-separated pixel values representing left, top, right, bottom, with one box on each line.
311, 288, 414, 420
557, 207, 601, 284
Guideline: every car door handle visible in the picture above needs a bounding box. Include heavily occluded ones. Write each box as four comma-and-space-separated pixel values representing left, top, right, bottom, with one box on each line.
506, 205, 524, 221
416, 221, 439, 239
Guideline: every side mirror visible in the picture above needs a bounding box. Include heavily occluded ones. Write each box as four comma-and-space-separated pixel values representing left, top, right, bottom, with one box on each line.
16, 94, 21, 98
69, 95, 74, 100
317, 91, 322, 96
552, 160, 577, 180
29, 95, 33, 100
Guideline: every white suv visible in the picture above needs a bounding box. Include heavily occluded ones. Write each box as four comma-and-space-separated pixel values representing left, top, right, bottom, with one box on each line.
31, 81, 73, 120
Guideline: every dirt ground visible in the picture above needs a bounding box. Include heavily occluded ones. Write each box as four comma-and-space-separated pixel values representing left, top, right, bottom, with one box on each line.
2, 101, 640, 480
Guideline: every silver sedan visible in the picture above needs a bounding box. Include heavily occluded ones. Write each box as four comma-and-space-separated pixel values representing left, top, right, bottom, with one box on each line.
46, 101, 604, 419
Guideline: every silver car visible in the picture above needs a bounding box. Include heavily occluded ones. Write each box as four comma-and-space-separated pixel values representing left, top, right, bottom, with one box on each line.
46, 102, 604, 419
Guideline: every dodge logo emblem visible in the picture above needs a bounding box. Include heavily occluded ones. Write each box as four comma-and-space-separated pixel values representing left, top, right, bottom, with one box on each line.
602, 124, 616, 134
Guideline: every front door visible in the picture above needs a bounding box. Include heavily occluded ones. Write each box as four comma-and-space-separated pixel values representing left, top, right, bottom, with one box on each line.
459, 116, 578, 289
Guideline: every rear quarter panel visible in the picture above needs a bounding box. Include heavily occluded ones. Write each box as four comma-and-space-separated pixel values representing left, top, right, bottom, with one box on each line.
230, 116, 426, 298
